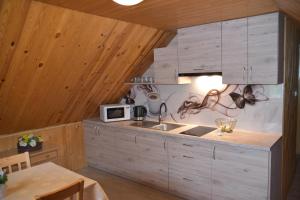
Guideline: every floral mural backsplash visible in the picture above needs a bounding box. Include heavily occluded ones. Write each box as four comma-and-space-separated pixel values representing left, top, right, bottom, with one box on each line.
122, 76, 283, 134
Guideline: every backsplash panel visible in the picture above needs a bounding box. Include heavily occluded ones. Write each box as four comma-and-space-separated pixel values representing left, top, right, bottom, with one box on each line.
123, 77, 283, 134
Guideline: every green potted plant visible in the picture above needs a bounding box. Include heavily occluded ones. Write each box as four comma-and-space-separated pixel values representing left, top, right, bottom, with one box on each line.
0, 168, 8, 198
17, 134, 43, 153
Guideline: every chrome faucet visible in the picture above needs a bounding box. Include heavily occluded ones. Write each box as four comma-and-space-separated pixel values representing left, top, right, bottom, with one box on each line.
158, 103, 167, 124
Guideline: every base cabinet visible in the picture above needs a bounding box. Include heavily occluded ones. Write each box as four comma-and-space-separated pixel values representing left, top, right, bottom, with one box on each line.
83, 121, 281, 200
211, 144, 270, 200
167, 137, 212, 200
83, 121, 169, 191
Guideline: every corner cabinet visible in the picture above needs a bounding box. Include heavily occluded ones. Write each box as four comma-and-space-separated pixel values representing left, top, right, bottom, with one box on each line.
222, 12, 284, 84
178, 22, 222, 74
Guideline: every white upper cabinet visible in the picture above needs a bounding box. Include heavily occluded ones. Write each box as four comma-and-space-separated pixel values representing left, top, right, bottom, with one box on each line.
247, 13, 283, 84
222, 12, 283, 84
178, 22, 222, 74
153, 47, 178, 84
222, 18, 248, 84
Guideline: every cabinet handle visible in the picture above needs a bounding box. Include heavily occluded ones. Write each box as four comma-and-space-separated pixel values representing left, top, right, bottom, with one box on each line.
249, 66, 253, 81
213, 145, 216, 160
163, 139, 166, 150
183, 177, 193, 182
182, 143, 193, 147
94, 127, 97, 136
193, 68, 204, 71
242, 67, 246, 81
134, 135, 137, 144
183, 155, 194, 159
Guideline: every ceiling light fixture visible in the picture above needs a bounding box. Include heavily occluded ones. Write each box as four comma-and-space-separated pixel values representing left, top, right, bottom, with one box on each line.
112, 0, 143, 6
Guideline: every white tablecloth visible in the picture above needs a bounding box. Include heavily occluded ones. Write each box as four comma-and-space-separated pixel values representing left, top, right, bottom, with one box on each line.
0, 162, 109, 200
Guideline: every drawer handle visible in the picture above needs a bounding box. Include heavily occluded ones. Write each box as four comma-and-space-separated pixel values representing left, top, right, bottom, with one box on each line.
183, 155, 194, 159
193, 68, 204, 71
182, 143, 193, 147
45, 155, 51, 158
183, 177, 193, 182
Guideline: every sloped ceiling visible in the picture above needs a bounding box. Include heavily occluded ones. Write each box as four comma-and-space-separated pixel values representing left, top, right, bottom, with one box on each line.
0, 0, 175, 134
36, 0, 279, 30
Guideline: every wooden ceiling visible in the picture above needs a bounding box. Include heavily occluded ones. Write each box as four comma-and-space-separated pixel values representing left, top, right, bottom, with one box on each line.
35, 0, 279, 30
275, 0, 300, 23
0, 0, 175, 134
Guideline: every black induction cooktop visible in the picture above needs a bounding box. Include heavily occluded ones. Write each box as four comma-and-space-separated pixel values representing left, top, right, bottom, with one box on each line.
179, 126, 217, 137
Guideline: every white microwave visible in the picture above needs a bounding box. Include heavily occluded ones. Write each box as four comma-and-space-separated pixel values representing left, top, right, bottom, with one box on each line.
100, 104, 131, 122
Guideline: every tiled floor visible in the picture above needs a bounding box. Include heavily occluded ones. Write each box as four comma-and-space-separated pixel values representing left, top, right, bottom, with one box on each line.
79, 159, 300, 200
287, 157, 300, 200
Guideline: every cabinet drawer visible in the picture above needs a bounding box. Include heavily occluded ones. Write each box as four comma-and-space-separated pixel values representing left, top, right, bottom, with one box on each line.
167, 137, 212, 157
169, 171, 211, 200
30, 150, 58, 165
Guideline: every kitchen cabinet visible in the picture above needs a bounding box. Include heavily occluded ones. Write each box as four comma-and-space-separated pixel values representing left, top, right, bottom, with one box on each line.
83, 121, 169, 190
83, 120, 282, 200
222, 12, 283, 84
222, 18, 248, 83
153, 47, 178, 84
167, 137, 212, 200
135, 132, 168, 190
83, 121, 118, 173
178, 22, 222, 74
211, 144, 269, 200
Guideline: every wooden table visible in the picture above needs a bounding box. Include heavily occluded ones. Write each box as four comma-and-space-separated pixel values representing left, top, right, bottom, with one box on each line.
0, 162, 109, 200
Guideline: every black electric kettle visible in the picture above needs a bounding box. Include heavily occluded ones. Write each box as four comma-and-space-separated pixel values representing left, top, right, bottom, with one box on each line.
133, 105, 147, 121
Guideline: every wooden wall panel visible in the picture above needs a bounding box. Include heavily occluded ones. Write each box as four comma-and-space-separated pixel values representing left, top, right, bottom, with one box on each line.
0, 122, 86, 170
0, 0, 31, 89
0, 0, 175, 135
282, 16, 300, 200
36, 0, 278, 30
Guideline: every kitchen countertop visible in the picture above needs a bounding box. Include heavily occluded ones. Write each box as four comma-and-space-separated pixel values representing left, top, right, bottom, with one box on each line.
84, 118, 282, 151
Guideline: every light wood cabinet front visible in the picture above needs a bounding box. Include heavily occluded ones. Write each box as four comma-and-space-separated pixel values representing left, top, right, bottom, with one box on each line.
247, 13, 283, 84
222, 18, 248, 84
154, 47, 178, 84
167, 137, 212, 200
221, 12, 283, 84
178, 22, 222, 74
212, 144, 269, 200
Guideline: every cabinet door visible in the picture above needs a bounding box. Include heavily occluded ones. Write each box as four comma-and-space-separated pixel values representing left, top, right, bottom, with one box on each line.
212, 144, 270, 200
154, 47, 178, 84
135, 132, 168, 190
222, 18, 248, 84
178, 22, 222, 74
167, 137, 212, 200
248, 12, 282, 84
83, 123, 117, 173
114, 128, 139, 180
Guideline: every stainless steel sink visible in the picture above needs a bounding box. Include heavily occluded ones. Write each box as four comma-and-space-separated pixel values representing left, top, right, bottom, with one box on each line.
129, 121, 184, 131
129, 121, 160, 128
151, 123, 184, 131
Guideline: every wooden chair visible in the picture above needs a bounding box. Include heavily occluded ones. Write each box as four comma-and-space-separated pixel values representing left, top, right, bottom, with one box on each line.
35, 178, 84, 200
0, 152, 31, 174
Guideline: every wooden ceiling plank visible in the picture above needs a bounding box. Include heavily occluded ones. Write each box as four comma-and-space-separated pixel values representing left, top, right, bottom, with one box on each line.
35, 0, 279, 29
0, 0, 32, 90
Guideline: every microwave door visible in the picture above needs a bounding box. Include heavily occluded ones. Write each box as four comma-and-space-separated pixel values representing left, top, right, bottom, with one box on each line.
107, 107, 125, 119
